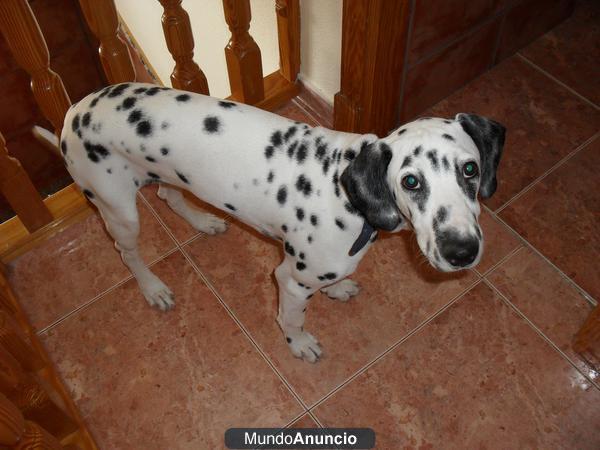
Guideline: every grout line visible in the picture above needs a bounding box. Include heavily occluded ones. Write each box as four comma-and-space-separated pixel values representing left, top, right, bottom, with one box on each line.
37, 246, 180, 335
517, 53, 600, 111
140, 190, 311, 411
307, 278, 483, 411
483, 203, 597, 307
474, 244, 525, 278
482, 278, 600, 390
495, 131, 600, 214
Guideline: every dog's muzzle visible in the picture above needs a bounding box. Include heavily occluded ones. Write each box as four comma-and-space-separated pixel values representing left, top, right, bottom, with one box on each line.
439, 236, 479, 268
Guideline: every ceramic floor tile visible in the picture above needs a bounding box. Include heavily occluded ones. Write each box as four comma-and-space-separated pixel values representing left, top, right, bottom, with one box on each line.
487, 247, 597, 380
476, 209, 522, 275
499, 137, 600, 301
520, 0, 600, 105
184, 221, 478, 406
313, 282, 600, 449
7, 199, 175, 331
427, 56, 600, 211
42, 251, 302, 450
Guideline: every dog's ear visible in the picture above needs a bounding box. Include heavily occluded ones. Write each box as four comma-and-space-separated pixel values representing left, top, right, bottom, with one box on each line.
456, 113, 506, 199
340, 141, 401, 231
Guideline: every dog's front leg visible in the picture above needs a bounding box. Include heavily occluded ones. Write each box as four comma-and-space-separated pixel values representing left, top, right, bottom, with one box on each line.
275, 261, 322, 363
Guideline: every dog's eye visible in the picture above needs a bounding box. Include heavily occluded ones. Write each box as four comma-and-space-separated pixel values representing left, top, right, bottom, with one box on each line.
463, 162, 479, 178
401, 175, 420, 190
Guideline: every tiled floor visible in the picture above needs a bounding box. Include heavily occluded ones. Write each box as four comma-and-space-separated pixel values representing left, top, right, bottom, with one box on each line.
7, 2, 600, 448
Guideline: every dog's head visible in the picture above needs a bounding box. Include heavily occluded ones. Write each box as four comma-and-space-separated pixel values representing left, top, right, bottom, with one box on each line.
341, 113, 505, 272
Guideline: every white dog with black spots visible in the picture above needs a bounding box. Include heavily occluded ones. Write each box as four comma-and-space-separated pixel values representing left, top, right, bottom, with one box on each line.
35, 82, 505, 363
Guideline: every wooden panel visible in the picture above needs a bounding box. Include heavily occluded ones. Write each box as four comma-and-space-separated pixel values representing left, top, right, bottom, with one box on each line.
0, 0, 71, 132
78, 0, 136, 84
159, 0, 209, 94
0, 132, 52, 233
223, 0, 265, 104
275, 0, 300, 83
0, 310, 45, 372
333, 0, 412, 136
401, 18, 501, 122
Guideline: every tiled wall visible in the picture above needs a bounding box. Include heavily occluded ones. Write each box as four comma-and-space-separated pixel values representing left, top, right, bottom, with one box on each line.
399, 0, 574, 122
0, 0, 106, 221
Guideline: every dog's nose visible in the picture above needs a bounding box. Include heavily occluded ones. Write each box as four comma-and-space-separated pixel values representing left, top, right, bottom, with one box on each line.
440, 237, 479, 268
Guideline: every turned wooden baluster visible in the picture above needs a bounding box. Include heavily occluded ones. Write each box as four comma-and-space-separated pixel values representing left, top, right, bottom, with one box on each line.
0, 346, 76, 440
0, 393, 63, 450
0, 0, 71, 132
78, 0, 136, 84
275, 0, 300, 83
0, 132, 52, 232
222, 0, 264, 104
159, 0, 209, 94
0, 311, 45, 372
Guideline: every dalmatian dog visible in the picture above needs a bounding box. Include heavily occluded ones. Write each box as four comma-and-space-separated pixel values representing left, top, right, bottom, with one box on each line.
34, 82, 504, 363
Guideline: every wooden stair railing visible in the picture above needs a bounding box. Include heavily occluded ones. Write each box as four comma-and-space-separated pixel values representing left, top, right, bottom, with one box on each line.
223, 0, 265, 104
78, 0, 136, 84
275, 0, 300, 84
0, 270, 97, 449
158, 0, 210, 94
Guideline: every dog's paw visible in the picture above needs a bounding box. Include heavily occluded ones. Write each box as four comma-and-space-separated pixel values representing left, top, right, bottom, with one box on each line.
287, 331, 322, 363
140, 277, 175, 311
195, 214, 228, 235
321, 279, 360, 302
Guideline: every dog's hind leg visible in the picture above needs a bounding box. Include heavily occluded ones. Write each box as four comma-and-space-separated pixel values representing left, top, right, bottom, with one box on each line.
90, 186, 175, 310
157, 185, 228, 235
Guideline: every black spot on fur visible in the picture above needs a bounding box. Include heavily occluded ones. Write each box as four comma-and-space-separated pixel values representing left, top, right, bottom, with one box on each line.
401, 155, 412, 169
436, 206, 448, 224
295, 175, 312, 197
219, 100, 236, 108
277, 185, 287, 205
204, 116, 220, 134
134, 87, 148, 94
271, 130, 283, 147
60, 141, 67, 155
265, 146, 275, 159
286, 337, 292, 343
145, 156, 156, 162
318, 272, 337, 281
107, 83, 130, 98
296, 143, 308, 163
161, 147, 169, 156
90, 97, 99, 108
71, 114, 80, 132
332, 170, 341, 197
83, 141, 110, 163
315, 142, 327, 160
408, 170, 431, 213
296, 208, 305, 221
398, 128, 406, 135
176, 171, 190, 184
442, 133, 455, 141
106, 168, 112, 174
281, 224, 288, 232
443, 119, 452, 124
322, 157, 331, 174
136, 120, 153, 137
296, 262, 306, 271
454, 160, 478, 201
134, 179, 140, 187
161, 121, 169, 130
442, 156, 450, 171
287, 141, 298, 158
147, 172, 160, 180
128, 109, 143, 123
83, 189, 94, 199
284, 126, 297, 142
344, 149, 356, 161
344, 202, 359, 215
176, 94, 191, 102
121, 97, 137, 110
413, 145, 422, 157
310, 214, 318, 226
267, 170, 274, 183
426, 149, 439, 171
285, 241, 295, 256
145, 86, 161, 96
224, 203, 236, 211
299, 252, 305, 260
335, 218, 346, 230
307, 235, 313, 243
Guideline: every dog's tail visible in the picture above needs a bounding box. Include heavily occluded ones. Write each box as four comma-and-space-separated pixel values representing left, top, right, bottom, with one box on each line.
31, 126, 61, 156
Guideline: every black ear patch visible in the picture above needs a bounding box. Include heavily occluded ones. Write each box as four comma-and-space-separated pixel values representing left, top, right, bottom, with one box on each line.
340, 142, 401, 231
456, 113, 505, 199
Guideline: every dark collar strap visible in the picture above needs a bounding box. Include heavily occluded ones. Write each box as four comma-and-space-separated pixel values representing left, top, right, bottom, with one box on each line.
348, 220, 376, 256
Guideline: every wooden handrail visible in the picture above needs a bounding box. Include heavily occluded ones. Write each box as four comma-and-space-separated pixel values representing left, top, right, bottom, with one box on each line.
0, 132, 52, 233
159, 0, 209, 94
0, 0, 71, 133
275, 0, 300, 83
78, 0, 136, 84
223, 0, 264, 104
